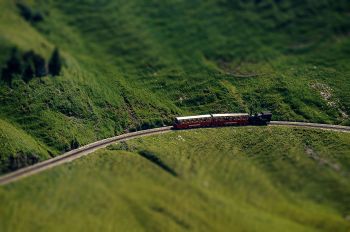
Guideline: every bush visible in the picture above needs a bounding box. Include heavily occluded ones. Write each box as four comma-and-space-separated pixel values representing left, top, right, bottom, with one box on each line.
16, 3, 44, 24
32, 12, 44, 23
7, 152, 40, 172
70, 138, 80, 149
16, 3, 32, 21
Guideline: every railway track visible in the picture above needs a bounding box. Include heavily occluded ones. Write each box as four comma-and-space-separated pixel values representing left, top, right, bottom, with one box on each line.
0, 126, 172, 186
0, 122, 349, 185
270, 121, 350, 132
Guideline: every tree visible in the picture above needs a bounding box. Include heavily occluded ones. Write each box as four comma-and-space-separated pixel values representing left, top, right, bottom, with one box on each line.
22, 51, 37, 82
7, 48, 23, 74
33, 53, 46, 77
1, 68, 11, 85
1, 48, 23, 86
22, 62, 35, 83
23, 50, 47, 79
48, 48, 62, 76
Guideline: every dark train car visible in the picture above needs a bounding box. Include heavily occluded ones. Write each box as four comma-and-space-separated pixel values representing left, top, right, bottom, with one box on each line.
249, 112, 272, 125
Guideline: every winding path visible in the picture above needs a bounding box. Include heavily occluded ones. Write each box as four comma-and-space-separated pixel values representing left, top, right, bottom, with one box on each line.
0, 122, 349, 185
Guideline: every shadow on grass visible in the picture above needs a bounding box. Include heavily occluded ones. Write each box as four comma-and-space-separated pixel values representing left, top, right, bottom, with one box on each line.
138, 150, 177, 177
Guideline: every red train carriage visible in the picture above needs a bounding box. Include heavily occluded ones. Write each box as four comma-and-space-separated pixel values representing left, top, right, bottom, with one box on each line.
173, 114, 212, 129
173, 113, 250, 129
173, 112, 271, 129
211, 113, 249, 127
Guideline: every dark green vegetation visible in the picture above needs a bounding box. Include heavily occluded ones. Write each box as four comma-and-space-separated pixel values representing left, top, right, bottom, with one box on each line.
1, 127, 350, 231
0, 0, 350, 172
1, 48, 62, 86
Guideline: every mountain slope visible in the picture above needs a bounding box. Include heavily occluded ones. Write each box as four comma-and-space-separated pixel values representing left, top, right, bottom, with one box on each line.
1, 127, 349, 231
0, 0, 350, 173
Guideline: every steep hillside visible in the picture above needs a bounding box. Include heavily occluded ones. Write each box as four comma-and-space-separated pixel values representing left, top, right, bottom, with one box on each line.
0, 0, 350, 173
0, 118, 51, 173
1, 127, 350, 231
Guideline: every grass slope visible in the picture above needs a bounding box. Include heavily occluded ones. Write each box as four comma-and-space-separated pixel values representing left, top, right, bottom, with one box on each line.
0, 0, 350, 172
0, 118, 50, 173
1, 127, 350, 231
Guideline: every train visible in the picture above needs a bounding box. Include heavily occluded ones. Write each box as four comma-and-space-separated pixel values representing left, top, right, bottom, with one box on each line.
173, 112, 272, 129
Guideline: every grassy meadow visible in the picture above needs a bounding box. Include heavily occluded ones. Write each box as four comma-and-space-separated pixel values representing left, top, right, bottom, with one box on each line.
0, 0, 350, 172
1, 126, 350, 231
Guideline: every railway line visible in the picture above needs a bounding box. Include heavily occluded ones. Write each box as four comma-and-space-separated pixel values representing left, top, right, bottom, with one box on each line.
270, 121, 350, 132
0, 122, 349, 185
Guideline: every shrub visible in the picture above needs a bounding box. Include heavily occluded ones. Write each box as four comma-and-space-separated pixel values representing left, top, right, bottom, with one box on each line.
16, 3, 32, 21
16, 3, 44, 24
32, 12, 44, 23
7, 152, 40, 172
70, 137, 80, 149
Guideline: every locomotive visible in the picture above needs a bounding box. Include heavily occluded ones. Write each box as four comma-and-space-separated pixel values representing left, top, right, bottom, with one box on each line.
173, 112, 272, 129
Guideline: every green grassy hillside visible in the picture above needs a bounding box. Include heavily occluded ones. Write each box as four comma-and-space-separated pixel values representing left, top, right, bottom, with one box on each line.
1, 127, 350, 231
0, 0, 350, 172
0, 118, 51, 173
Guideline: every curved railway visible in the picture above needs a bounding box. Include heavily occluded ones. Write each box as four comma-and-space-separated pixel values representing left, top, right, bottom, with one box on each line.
0, 122, 349, 185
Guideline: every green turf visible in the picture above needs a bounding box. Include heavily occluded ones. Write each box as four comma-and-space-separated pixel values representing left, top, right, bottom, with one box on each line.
0, 127, 349, 231
0, 0, 350, 172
